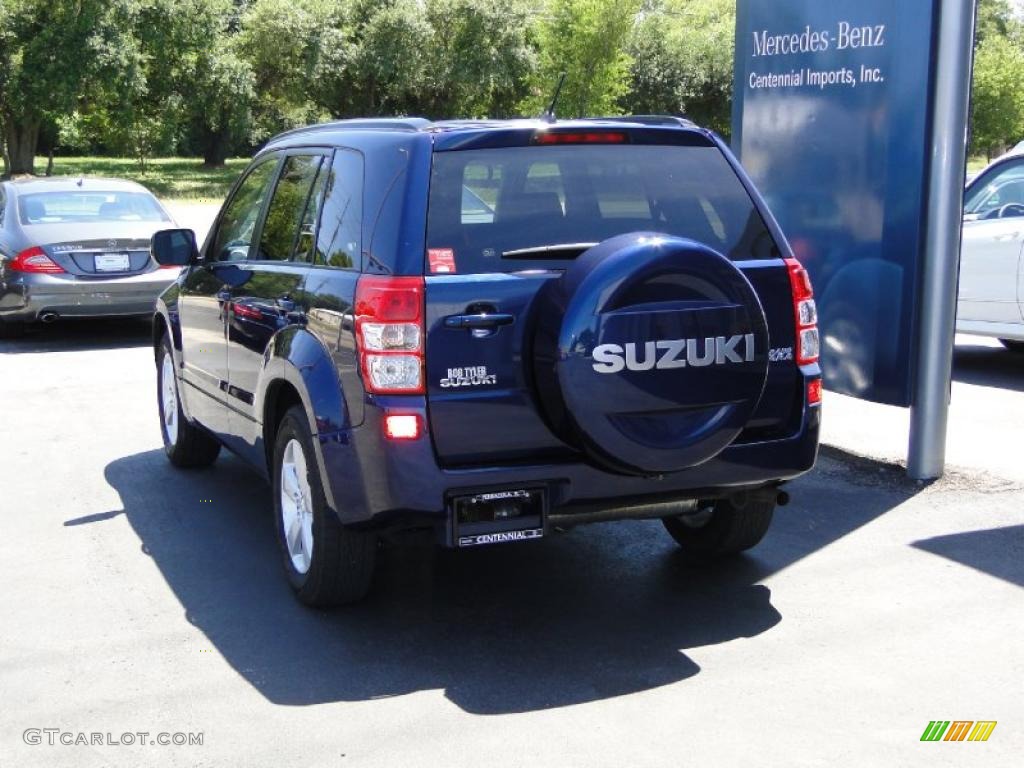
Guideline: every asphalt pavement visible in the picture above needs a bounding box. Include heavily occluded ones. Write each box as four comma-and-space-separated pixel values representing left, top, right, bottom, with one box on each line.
823, 334, 1024, 483
1, 319, 1022, 767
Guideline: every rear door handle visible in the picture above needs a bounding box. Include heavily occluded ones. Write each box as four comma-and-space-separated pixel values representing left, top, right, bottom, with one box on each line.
443, 312, 515, 329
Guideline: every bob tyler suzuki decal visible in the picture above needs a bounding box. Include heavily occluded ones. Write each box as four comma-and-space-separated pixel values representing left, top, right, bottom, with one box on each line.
592, 334, 756, 373
440, 365, 497, 388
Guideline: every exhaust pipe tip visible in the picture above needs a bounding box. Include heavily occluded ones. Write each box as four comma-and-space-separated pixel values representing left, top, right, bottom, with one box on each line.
776, 490, 791, 507
39, 312, 59, 323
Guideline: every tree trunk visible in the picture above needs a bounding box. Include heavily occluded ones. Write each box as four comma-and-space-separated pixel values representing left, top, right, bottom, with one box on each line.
45, 149, 54, 177
202, 130, 228, 168
2, 118, 39, 175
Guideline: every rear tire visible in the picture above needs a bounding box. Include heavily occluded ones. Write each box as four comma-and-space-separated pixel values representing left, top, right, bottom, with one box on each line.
273, 406, 377, 607
999, 338, 1024, 354
157, 335, 221, 467
662, 496, 775, 559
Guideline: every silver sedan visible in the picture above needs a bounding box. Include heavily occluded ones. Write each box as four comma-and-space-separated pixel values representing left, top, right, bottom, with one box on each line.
0, 177, 180, 336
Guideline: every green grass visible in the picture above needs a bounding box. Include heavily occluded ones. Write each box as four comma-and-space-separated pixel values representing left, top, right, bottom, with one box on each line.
31, 156, 249, 203
967, 156, 993, 174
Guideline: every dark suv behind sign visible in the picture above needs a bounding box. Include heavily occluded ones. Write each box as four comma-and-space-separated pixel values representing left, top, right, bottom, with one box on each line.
150, 117, 821, 606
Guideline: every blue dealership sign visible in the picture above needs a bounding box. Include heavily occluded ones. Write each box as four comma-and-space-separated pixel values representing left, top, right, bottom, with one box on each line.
733, 0, 939, 405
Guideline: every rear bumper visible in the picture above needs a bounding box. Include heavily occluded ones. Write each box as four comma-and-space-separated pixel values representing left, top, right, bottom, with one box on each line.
317, 397, 821, 531
0, 269, 179, 321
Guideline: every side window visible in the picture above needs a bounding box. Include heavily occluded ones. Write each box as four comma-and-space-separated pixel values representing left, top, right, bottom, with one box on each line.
965, 160, 1024, 218
315, 150, 363, 269
257, 155, 324, 262
0, 187, 6, 226
210, 159, 278, 262
294, 160, 328, 263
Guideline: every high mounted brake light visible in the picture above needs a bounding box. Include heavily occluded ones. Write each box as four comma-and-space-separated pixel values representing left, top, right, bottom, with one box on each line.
354, 276, 425, 394
8, 246, 65, 274
785, 257, 819, 366
533, 131, 628, 145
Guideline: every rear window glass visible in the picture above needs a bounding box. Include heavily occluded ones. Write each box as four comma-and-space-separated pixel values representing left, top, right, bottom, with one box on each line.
18, 191, 169, 225
426, 145, 778, 274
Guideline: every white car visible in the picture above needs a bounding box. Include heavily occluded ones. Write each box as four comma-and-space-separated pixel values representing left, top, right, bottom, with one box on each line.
958, 153, 1024, 352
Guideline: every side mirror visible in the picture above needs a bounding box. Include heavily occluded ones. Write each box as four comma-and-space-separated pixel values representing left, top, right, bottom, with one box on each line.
151, 228, 199, 267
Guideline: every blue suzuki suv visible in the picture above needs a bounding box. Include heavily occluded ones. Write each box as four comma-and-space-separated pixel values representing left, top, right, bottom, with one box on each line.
150, 117, 821, 606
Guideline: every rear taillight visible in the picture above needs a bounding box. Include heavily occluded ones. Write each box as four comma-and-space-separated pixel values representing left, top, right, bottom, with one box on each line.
355, 276, 425, 394
232, 302, 264, 320
9, 246, 65, 274
785, 257, 819, 365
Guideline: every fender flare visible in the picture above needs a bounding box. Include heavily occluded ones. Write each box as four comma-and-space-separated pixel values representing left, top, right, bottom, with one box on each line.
257, 327, 359, 516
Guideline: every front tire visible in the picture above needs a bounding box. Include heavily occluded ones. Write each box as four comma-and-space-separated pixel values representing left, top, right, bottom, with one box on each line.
999, 338, 1024, 354
662, 496, 775, 559
157, 335, 220, 467
273, 406, 376, 607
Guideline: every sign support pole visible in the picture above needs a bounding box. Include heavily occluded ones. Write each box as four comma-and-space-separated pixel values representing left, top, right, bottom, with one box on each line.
908, 0, 977, 480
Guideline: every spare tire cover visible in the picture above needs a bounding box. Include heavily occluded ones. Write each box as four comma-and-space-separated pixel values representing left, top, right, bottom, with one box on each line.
532, 233, 769, 476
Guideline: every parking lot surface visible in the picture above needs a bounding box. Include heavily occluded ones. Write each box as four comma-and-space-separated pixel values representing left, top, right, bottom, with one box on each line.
1, 323, 1022, 767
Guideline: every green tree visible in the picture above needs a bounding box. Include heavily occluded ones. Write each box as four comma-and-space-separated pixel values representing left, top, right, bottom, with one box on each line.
524, 0, 641, 118
187, 46, 255, 166
976, 0, 1015, 43
420, 0, 537, 118
92, 1, 184, 166
298, 0, 434, 118
350, 0, 433, 115
624, 0, 735, 135
238, 0, 333, 141
971, 34, 1024, 159
122, 0, 256, 167
0, 0, 131, 175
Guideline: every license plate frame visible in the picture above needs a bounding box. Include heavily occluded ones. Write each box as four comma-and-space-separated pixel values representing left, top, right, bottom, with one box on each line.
94, 252, 131, 272
449, 487, 546, 547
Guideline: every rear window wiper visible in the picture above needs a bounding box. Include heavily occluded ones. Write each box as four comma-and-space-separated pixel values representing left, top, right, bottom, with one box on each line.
501, 243, 599, 259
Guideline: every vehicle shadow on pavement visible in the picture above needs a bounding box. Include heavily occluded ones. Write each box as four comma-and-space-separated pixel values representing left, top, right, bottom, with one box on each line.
912, 524, 1024, 588
0, 318, 152, 354
952, 342, 1024, 393
102, 446, 921, 714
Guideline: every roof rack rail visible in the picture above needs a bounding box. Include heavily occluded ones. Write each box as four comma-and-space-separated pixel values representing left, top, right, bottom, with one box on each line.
266, 117, 433, 144
584, 115, 696, 127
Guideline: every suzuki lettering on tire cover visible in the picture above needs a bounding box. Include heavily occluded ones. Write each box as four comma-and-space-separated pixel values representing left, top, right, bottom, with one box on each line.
532, 233, 770, 475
